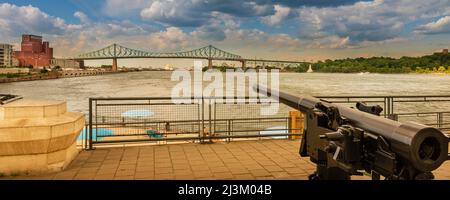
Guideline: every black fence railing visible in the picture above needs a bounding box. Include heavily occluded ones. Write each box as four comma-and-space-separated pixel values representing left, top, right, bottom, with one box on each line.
85, 97, 303, 149
81, 95, 450, 150
316, 95, 450, 118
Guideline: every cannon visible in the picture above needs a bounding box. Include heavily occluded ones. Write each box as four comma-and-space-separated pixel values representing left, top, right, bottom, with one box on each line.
254, 85, 450, 180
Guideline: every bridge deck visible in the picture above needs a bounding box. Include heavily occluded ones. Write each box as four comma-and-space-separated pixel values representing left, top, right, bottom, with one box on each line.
3, 139, 450, 180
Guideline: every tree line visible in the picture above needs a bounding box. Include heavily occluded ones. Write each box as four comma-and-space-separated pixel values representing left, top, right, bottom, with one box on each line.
284, 52, 450, 73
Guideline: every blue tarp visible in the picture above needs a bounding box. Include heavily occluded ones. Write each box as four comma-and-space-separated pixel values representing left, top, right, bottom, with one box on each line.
121, 109, 155, 117
78, 128, 114, 141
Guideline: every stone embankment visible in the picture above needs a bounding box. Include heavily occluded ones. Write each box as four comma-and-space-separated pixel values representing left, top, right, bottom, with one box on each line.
0, 70, 120, 83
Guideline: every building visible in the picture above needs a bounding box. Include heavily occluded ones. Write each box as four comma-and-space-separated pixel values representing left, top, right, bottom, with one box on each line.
0, 44, 14, 67
51, 59, 84, 69
13, 35, 53, 67
443, 49, 449, 54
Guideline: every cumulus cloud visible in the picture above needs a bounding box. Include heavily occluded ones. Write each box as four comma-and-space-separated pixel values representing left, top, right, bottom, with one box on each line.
74, 11, 90, 24
146, 27, 194, 50
3, 0, 449, 59
262, 5, 291, 26
191, 12, 239, 41
275, 0, 369, 8
103, 0, 150, 16
296, 0, 450, 47
139, 0, 277, 27
223, 28, 302, 51
415, 16, 450, 35
0, 3, 74, 36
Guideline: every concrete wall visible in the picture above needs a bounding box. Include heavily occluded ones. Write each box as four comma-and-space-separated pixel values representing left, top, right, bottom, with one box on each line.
0, 72, 59, 83
51, 59, 82, 69
58, 70, 110, 78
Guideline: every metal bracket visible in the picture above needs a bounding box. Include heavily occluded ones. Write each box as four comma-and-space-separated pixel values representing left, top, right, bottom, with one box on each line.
0, 94, 22, 105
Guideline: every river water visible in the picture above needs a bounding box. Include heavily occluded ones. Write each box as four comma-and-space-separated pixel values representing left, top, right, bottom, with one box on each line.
1, 71, 449, 115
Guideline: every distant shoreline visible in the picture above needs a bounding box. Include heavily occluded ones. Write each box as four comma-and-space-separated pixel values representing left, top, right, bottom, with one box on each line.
0, 70, 126, 84
1, 70, 448, 84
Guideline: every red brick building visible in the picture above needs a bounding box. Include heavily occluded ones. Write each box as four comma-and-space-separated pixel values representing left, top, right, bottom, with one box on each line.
14, 34, 53, 67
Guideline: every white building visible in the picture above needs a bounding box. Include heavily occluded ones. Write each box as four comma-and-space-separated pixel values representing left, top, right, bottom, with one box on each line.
0, 44, 14, 67
51, 58, 82, 69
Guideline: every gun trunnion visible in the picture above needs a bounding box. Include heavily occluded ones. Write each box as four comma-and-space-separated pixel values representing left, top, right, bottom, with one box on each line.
254, 85, 449, 180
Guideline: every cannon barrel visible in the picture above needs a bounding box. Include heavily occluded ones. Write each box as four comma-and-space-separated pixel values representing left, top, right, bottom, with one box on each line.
254, 85, 448, 172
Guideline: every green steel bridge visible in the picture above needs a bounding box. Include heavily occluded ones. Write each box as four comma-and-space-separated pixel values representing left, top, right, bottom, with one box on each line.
75, 43, 304, 71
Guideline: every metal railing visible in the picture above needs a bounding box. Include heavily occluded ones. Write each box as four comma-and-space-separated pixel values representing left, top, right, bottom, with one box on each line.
390, 112, 450, 131
317, 95, 450, 118
85, 97, 302, 149
82, 95, 450, 149
318, 95, 450, 132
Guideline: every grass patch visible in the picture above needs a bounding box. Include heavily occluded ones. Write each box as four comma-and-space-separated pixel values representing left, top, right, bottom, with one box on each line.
0, 73, 31, 78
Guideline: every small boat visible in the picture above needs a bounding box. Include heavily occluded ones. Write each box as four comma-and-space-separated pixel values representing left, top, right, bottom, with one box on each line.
307, 64, 313, 73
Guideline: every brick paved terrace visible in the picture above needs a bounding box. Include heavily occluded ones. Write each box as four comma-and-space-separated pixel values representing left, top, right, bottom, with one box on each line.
3, 139, 450, 180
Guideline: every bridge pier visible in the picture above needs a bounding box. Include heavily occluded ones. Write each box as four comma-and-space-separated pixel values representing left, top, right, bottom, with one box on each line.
241, 60, 246, 69
208, 59, 213, 69
112, 58, 118, 72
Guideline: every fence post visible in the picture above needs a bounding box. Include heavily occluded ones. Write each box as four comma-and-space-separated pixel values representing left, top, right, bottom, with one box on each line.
227, 119, 231, 143
208, 100, 212, 143
88, 98, 93, 150
197, 102, 201, 143
201, 97, 205, 143
390, 97, 394, 116
84, 123, 88, 150
438, 112, 443, 128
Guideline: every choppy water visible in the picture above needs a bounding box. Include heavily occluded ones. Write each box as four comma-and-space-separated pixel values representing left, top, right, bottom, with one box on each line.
1, 71, 450, 115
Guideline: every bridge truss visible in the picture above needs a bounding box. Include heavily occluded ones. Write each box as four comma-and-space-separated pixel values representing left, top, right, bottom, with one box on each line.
77, 44, 242, 61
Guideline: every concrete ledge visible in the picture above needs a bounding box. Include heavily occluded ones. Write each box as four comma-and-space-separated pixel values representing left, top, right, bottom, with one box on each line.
0, 99, 84, 176
0, 113, 84, 142
1, 100, 67, 119
0, 141, 79, 174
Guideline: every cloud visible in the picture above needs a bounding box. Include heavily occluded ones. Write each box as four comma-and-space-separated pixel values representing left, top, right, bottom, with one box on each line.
140, 0, 207, 27
224, 29, 302, 50
192, 25, 226, 41
296, 0, 450, 47
415, 16, 450, 35
138, 1, 372, 28
262, 5, 291, 26
191, 12, 239, 41
139, 0, 279, 27
145, 27, 194, 50
0, 3, 73, 36
103, 0, 150, 16
274, 0, 371, 8
74, 11, 90, 24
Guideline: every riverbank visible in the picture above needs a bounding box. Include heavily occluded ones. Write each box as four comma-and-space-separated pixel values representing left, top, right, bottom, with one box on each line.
0, 70, 125, 83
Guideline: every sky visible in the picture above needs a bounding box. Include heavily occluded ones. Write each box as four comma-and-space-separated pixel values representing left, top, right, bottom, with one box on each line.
0, 0, 449, 67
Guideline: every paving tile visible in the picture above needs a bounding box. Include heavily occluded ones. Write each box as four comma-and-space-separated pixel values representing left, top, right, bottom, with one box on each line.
4, 139, 449, 180
94, 174, 115, 180
154, 173, 175, 180
264, 165, 284, 172
213, 172, 234, 179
